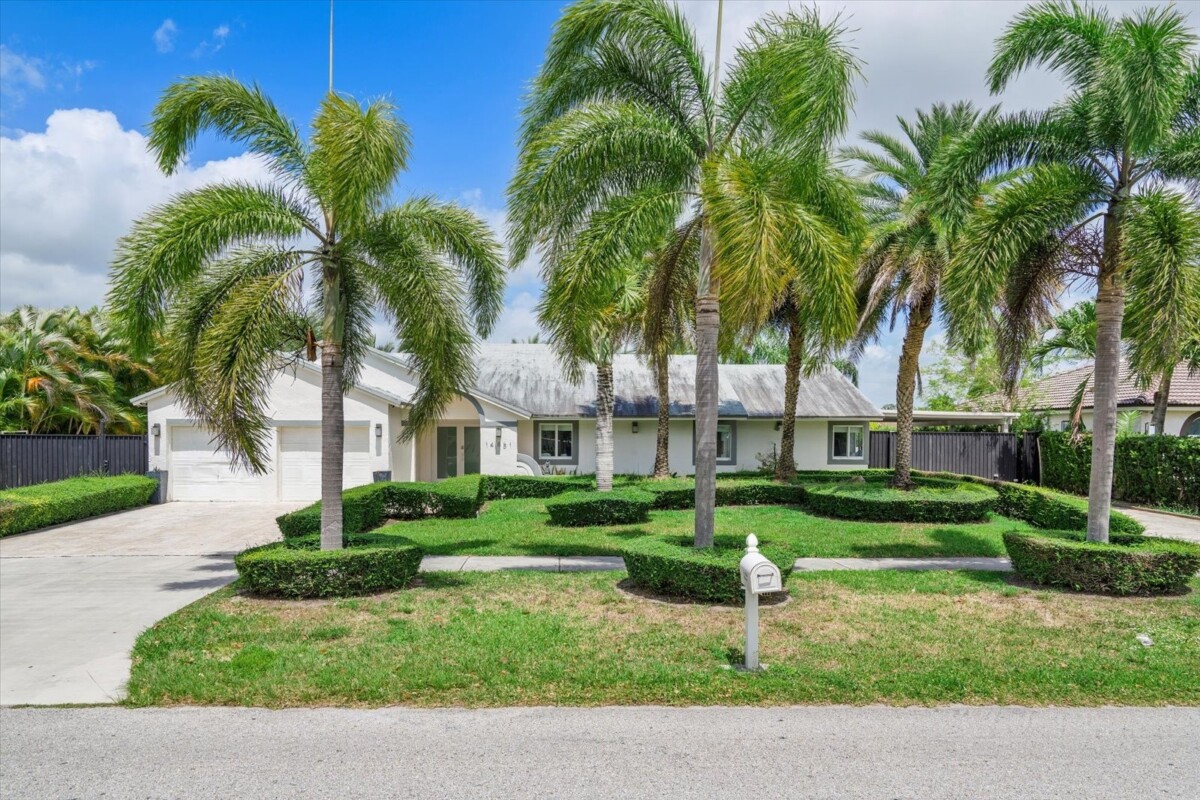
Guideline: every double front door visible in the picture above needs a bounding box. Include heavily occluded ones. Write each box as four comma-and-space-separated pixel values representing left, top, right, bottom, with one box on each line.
436, 425, 480, 479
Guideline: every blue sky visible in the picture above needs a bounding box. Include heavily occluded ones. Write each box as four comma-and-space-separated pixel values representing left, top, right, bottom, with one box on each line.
1, 1, 1195, 406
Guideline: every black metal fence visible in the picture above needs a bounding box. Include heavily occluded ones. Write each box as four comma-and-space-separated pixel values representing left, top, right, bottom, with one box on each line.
869, 430, 1040, 483
0, 434, 148, 489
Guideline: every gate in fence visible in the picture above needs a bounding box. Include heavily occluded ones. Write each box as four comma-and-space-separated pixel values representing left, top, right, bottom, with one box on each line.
868, 430, 1039, 483
0, 433, 148, 489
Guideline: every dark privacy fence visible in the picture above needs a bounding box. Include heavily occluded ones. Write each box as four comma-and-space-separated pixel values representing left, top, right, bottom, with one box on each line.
0, 434, 148, 489
869, 431, 1040, 483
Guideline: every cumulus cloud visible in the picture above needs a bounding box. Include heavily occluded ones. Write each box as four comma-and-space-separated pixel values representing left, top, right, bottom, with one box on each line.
153, 19, 178, 54
192, 23, 232, 58
0, 109, 273, 310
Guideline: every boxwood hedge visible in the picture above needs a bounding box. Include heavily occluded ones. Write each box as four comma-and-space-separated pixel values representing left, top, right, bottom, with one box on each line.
1039, 431, 1200, 513
1003, 530, 1200, 596
621, 535, 795, 604
276, 476, 482, 538
0, 474, 158, 537
544, 488, 654, 526
234, 541, 423, 598
801, 478, 997, 523
644, 478, 806, 510
480, 474, 592, 500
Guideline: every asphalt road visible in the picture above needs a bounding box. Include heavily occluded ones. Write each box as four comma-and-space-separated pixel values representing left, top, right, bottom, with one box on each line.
3, 706, 1197, 799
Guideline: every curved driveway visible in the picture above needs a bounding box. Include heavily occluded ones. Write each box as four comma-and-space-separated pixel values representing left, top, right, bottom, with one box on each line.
0, 503, 295, 705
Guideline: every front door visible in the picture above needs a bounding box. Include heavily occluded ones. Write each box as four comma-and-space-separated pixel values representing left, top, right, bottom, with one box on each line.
436, 426, 458, 478
464, 426, 481, 475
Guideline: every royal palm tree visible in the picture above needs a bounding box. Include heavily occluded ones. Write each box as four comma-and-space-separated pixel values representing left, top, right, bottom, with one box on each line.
108, 77, 504, 550
940, 2, 1197, 540
509, 0, 859, 546
847, 102, 1007, 488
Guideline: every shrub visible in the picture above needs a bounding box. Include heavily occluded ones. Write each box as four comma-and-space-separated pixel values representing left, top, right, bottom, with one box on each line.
1003, 530, 1200, 596
0, 474, 158, 537
544, 488, 654, 526
235, 541, 423, 598
621, 534, 795, 604
918, 472, 1145, 536
800, 478, 997, 523
481, 474, 592, 500
276, 476, 482, 538
645, 478, 806, 510
1039, 431, 1200, 513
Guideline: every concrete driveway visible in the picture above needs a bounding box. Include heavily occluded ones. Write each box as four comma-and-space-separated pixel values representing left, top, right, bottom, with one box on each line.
0, 502, 296, 706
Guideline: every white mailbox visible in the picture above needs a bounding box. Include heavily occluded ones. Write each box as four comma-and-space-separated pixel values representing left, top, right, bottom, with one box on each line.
739, 535, 782, 595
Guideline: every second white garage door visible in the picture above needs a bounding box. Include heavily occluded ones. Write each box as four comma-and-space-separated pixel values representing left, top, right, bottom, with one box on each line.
278, 425, 372, 502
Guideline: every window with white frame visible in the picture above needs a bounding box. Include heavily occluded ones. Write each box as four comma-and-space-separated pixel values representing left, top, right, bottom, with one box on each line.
539, 422, 574, 460
830, 424, 864, 460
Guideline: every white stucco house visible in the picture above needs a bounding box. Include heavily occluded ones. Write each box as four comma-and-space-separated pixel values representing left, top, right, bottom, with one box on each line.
133, 344, 881, 502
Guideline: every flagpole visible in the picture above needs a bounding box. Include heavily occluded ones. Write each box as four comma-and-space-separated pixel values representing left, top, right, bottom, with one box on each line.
328, 0, 334, 93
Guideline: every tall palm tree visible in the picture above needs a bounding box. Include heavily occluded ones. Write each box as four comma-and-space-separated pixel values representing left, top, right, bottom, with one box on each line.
1030, 300, 1097, 433
509, 0, 859, 546
847, 102, 1007, 488
940, 2, 1197, 541
108, 77, 504, 550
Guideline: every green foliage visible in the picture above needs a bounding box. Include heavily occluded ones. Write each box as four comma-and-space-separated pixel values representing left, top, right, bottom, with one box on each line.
276, 476, 482, 538
234, 541, 423, 599
0, 474, 158, 537
0, 306, 157, 434
644, 478, 806, 510
544, 488, 654, 526
1003, 530, 1200, 596
1039, 431, 1200, 512
621, 534, 795, 604
801, 478, 997, 523
480, 474, 593, 500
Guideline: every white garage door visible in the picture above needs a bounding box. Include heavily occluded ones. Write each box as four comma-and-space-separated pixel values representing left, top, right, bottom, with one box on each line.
278, 425, 372, 503
168, 426, 276, 501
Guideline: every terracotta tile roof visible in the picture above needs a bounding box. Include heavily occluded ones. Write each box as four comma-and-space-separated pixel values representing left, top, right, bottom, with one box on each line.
1015, 359, 1200, 410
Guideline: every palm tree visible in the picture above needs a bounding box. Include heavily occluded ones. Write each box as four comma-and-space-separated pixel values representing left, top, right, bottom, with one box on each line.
1030, 301, 1097, 433
509, 0, 859, 546
108, 77, 504, 550
941, 2, 1197, 540
847, 102, 1006, 488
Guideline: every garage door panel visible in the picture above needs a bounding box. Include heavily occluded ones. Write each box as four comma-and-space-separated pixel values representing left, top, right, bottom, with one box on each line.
169, 426, 274, 501
279, 426, 372, 502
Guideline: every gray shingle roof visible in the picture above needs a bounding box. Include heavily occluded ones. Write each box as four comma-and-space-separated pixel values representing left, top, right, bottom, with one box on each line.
467, 344, 880, 419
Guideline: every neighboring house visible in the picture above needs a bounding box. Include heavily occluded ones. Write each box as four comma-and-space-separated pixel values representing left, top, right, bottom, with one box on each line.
1012, 359, 1200, 436
133, 344, 881, 502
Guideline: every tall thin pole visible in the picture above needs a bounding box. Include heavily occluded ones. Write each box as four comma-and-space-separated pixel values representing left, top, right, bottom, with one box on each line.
328, 0, 334, 93
712, 0, 724, 93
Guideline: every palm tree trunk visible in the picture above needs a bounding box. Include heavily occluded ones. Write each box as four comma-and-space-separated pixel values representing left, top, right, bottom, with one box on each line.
595, 358, 615, 492
776, 309, 802, 481
694, 228, 719, 548
1087, 205, 1126, 543
1151, 368, 1172, 434
892, 292, 934, 489
653, 352, 671, 478
320, 342, 345, 550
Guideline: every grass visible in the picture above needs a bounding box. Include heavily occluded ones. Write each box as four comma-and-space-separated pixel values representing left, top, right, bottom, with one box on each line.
126, 569, 1200, 707
371, 498, 1030, 558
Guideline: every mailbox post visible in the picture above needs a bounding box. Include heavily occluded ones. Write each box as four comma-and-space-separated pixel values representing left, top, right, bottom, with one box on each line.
739, 533, 782, 671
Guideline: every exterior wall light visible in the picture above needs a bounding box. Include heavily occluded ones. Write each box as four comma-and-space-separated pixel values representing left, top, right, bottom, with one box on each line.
495, 427, 503, 447
774, 421, 782, 432
375, 423, 383, 439
632, 421, 639, 434
151, 423, 161, 437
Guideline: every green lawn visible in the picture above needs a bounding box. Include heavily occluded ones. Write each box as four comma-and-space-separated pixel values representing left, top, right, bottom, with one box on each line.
126, 569, 1200, 707
372, 497, 1030, 557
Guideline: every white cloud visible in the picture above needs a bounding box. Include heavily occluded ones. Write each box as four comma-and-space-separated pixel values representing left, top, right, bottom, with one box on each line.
489, 291, 542, 343
192, 23, 232, 58
0, 45, 47, 103
153, 19, 178, 54
0, 109, 273, 310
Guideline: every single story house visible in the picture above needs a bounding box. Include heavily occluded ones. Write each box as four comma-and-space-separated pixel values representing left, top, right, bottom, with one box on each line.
133, 344, 882, 502
1014, 359, 1200, 436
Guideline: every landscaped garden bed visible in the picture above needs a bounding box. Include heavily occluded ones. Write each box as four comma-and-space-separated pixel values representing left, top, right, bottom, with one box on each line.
0, 474, 159, 536
801, 478, 997, 523
1003, 530, 1200, 596
620, 534, 795, 604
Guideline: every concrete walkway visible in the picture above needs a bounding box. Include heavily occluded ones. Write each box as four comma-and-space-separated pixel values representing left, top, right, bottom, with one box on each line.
1116, 505, 1200, 543
3, 706, 1197, 799
0, 503, 295, 706
792, 556, 1012, 572
420, 555, 1013, 573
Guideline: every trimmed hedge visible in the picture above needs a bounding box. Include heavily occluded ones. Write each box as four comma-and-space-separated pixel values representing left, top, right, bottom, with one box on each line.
918, 471, 1145, 536
481, 474, 592, 500
801, 478, 997, 523
644, 478, 806, 510
1003, 529, 1200, 596
234, 541, 423, 598
1040, 431, 1200, 513
621, 534, 795, 604
0, 474, 158, 537
545, 488, 654, 526
276, 476, 482, 538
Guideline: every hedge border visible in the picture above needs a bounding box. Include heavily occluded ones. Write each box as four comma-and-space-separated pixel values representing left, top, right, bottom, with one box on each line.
234, 541, 423, 598
801, 478, 997, 523
621, 534, 795, 604
277, 476, 482, 538
1003, 529, 1200, 596
1039, 431, 1200, 513
0, 474, 158, 537
545, 488, 654, 526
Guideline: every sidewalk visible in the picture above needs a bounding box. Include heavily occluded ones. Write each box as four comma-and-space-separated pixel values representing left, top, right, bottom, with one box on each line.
419, 555, 1012, 573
